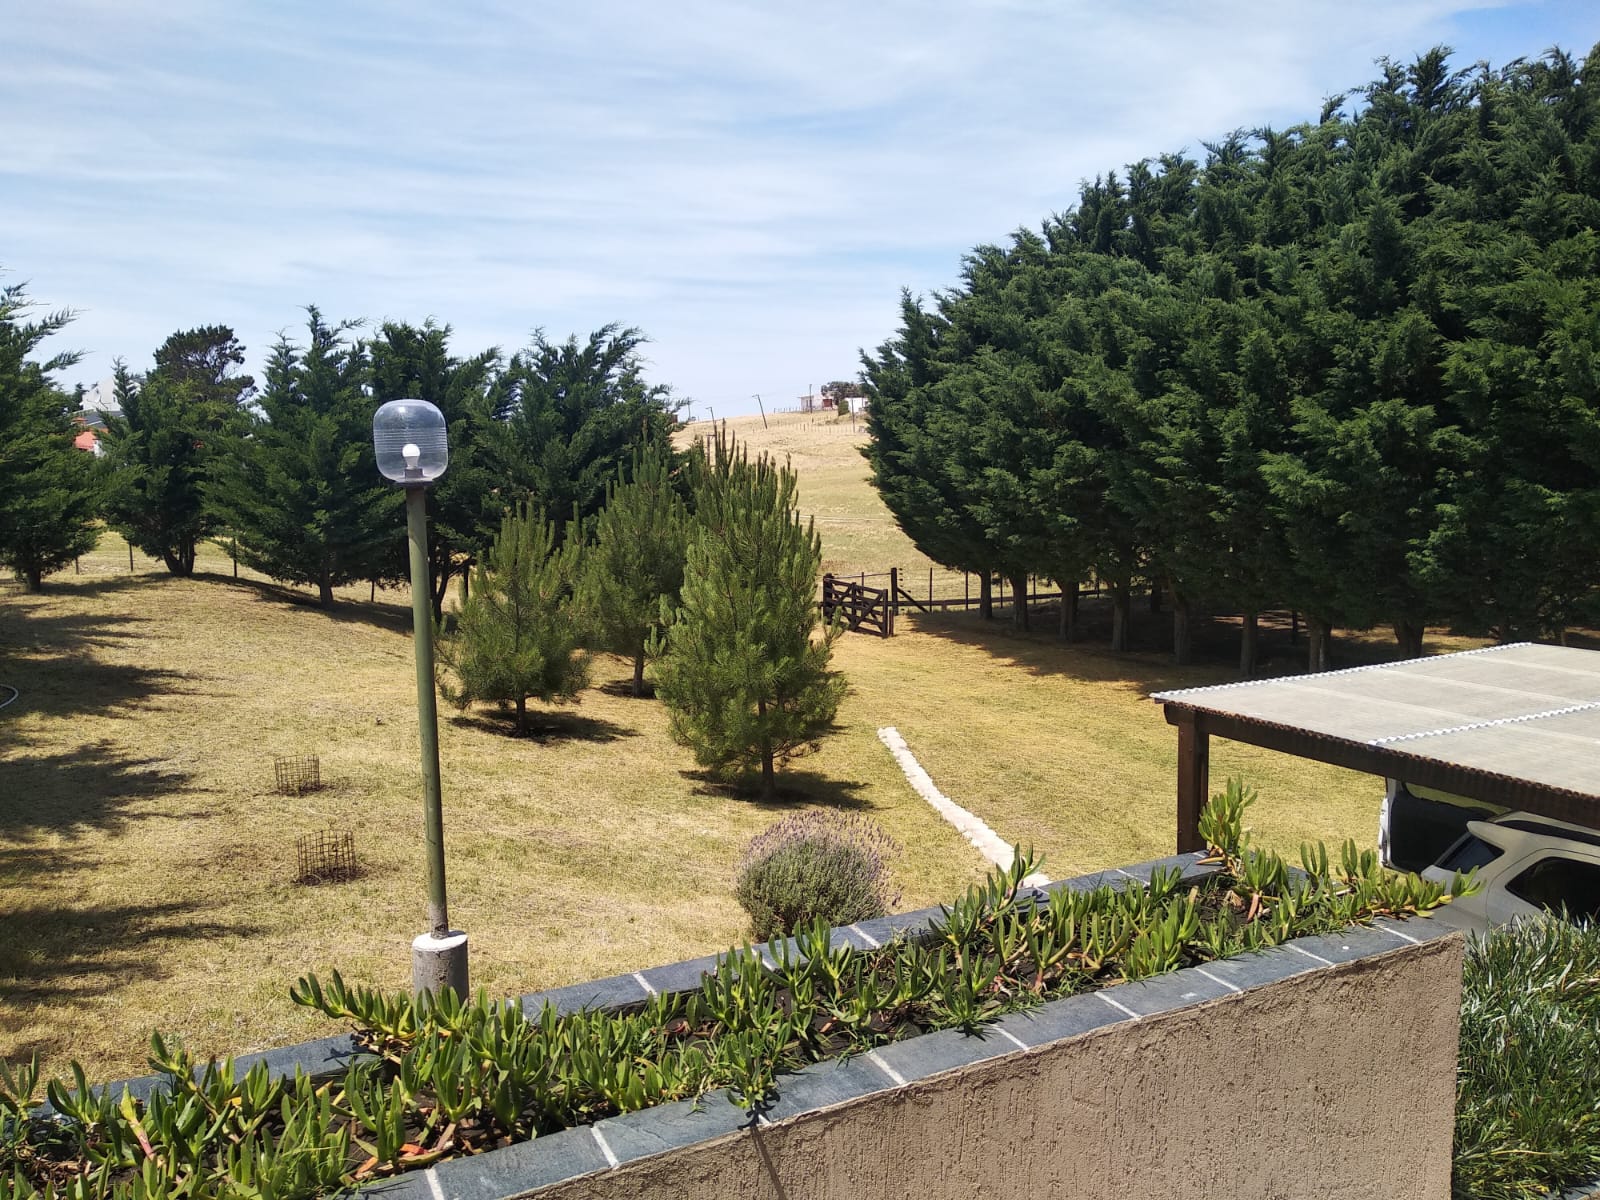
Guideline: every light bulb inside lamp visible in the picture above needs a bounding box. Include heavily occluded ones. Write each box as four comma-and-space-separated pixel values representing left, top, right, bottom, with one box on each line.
402, 443, 421, 470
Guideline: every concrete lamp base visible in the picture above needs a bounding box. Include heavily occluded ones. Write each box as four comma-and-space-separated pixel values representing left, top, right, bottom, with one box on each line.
412, 930, 469, 1000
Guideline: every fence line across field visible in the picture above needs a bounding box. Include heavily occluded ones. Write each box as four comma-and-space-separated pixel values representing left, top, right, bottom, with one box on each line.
820, 568, 1112, 637
825, 567, 1102, 613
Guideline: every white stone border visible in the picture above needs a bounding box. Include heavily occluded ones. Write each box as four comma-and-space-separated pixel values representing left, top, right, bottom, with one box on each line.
877, 726, 1049, 886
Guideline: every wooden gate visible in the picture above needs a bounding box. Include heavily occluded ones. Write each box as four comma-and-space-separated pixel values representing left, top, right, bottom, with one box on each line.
822, 574, 892, 637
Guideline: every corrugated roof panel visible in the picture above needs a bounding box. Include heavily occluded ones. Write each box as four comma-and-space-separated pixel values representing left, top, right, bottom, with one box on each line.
1393, 708, 1600, 794
1152, 643, 1600, 800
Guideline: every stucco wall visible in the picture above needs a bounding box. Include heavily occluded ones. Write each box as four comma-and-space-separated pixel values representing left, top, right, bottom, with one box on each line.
531, 936, 1463, 1200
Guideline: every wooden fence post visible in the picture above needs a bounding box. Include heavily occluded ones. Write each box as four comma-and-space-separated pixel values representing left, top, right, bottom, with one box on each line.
889, 567, 899, 615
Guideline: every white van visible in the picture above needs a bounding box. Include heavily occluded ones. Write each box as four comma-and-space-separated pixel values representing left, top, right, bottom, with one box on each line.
1378, 779, 1505, 873
1421, 814, 1600, 931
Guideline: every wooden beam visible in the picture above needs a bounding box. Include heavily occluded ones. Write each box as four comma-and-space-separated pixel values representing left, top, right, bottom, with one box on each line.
1175, 709, 1209, 854
1161, 702, 1600, 837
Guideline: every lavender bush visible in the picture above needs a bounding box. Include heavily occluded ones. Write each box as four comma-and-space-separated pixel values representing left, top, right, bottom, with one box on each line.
735, 811, 901, 940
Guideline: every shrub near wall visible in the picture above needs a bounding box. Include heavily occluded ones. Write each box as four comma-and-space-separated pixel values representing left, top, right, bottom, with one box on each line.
734, 812, 901, 940
1455, 919, 1600, 1200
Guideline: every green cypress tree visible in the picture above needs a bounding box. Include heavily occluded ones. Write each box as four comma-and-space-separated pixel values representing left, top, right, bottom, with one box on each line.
489, 324, 678, 538
652, 433, 845, 801
437, 503, 589, 735
0, 282, 99, 591
368, 320, 502, 618
861, 292, 1002, 618
1416, 46, 1600, 641
576, 444, 688, 696
99, 328, 254, 576
206, 309, 397, 606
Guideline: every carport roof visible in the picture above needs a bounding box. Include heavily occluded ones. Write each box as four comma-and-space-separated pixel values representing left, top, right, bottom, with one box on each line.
1153, 643, 1600, 851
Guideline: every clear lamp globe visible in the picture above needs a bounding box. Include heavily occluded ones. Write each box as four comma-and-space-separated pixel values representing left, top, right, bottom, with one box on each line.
373, 399, 448, 484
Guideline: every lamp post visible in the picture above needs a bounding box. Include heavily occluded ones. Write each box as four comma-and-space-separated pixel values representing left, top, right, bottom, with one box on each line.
372, 398, 467, 999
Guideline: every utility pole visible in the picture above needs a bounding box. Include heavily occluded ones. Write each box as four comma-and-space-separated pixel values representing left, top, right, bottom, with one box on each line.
753, 394, 767, 429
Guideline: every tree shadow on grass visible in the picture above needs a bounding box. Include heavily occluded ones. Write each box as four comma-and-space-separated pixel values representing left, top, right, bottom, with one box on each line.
0, 605, 149, 654
7, 573, 166, 601
0, 605, 196, 733
196, 573, 415, 636
905, 595, 1559, 691
596, 677, 657, 700
0, 742, 195, 843
0, 897, 261, 1011
446, 709, 637, 744
903, 604, 1297, 698
682, 768, 872, 812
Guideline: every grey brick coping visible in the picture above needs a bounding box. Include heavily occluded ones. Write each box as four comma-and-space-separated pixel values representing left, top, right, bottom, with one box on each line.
43, 850, 1466, 1199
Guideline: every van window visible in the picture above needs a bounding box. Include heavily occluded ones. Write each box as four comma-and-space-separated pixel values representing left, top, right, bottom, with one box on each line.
1506, 857, 1600, 923
1436, 835, 1504, 874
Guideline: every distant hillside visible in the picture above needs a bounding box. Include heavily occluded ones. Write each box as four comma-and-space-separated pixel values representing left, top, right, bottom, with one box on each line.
678, 411, 938, 581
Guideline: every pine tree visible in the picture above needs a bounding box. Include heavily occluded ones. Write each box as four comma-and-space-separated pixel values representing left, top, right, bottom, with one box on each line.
652, 434, 845, 800
206, 310, 397, 605
0, 282, 99, 591
99, 327, 253, 576
437, 504, 590, 734
576, 444, 688, 696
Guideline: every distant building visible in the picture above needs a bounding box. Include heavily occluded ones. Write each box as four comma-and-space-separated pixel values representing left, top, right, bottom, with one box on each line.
820, 381, 864, 412
801, 382, 865, 413
77, 377, 120, 415
71, 415, 104, 456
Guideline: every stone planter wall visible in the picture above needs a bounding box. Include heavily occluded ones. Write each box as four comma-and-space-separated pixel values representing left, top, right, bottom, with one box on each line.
453, 928, 1463, 1200
78, 855, 1471, 1200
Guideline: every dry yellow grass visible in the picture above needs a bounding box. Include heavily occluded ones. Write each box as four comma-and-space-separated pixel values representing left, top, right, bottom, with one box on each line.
0, 534, 982, 1082
2, 410, 1457, 1082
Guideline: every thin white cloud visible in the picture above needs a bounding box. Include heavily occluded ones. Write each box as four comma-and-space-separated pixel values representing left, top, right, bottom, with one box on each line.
2, 0, 1590, 408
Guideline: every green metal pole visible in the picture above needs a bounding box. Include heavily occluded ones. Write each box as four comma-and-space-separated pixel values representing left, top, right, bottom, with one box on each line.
406, 486, 449, 936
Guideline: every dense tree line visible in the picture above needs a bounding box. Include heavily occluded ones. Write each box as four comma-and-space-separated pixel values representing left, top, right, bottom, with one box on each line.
8, 306, 679, 612
863, 45, 1600, 669
1, 281, 843, 789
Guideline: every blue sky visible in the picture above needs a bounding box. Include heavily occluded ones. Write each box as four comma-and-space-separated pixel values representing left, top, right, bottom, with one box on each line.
5, 1, 1596, 417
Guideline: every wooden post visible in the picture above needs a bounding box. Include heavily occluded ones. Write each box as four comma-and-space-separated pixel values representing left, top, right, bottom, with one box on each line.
1175, 709, 1210, 854
129, 541, 134, 573
929, 567, 934, 605
965, 572, 969, 608
889, 567, 899, 615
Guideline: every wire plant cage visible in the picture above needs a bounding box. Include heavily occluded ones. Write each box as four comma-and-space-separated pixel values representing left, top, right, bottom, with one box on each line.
274, 754, 323, 796
295, 828, 358, 885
